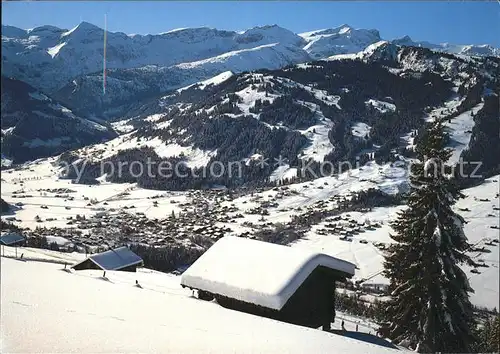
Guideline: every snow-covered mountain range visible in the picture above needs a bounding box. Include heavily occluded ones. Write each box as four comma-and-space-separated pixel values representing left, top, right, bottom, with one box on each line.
2, 23, 307, 93
392, 35, 500, 58
2, 22, 498, 95
49, 43, 499, 192
299, 25, 383, 60
4, 22, 497, 121
1, 21, 499, 167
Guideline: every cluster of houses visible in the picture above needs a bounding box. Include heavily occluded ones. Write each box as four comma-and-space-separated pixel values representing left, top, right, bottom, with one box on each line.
22, 208, 233, 251
6, 184, 314, 250
4, 184, 398, 266
315, 215, 383, 240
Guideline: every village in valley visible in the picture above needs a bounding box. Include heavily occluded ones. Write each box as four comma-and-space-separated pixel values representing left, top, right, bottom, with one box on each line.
2, 154, 499, 307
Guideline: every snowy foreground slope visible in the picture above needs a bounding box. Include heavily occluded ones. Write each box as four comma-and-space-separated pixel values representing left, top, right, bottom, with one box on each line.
1, 257, 399, 353
455, 178, 500, 309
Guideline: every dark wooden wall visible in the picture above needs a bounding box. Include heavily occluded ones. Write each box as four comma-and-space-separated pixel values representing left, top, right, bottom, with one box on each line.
72, 258, 101, 271
215, 266, 344, 330
72, 259, 139, 272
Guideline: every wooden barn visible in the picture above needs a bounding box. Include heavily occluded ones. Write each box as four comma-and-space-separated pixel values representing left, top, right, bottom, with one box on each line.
0, 232, 25, 246
72, 246, 143, 272
180, 236, 355, 330
0, 232, 26, 257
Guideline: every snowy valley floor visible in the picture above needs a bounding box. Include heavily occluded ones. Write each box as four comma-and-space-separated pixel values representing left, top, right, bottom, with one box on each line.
1, 256, 399, 353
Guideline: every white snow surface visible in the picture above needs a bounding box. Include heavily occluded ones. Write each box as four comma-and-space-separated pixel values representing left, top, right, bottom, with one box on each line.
278, 77, 341, 109
327, 41, 395, 62
173, 43, 310, 74
455, 177, 500, 309
300, 25, 381, 59
235, 76, 280, 116
190, 71, 234, 90
1, 246, 85, 264
299, 115, 334, 162
352, 122, 372, 138
46, 42, 66, 58
365, 99, 396, 113
72, 134, 216, 169
28, 91, 49, 101
445, 103, 484, 165
1, 256, 398, 353
181, 236, 355, 310
177, 71, 234, 92
270, 164, 298, 182
111, 118, 136, 134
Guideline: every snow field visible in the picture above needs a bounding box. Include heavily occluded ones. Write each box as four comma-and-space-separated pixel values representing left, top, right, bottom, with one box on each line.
1, 158, 188, 230
444, 103, 484, 165
1, 257, 399, 353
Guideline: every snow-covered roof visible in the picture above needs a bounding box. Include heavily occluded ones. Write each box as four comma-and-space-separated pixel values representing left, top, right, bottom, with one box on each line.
72, 246, 143, 271
0, 232, 25, 246
181, 236, 356, 310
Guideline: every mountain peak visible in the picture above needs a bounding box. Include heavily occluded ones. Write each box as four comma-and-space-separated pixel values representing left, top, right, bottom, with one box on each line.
237, 25, 305, 47
244, 24, 294, 34
78, 21, 101, 30
301, 24, 382, 59
392, 35, 414, 45
1, 25, 28, 38
62, 21, 102, 37
27, 25, 66, 36
367, 28, 381, 39
337, 24, 353, 32
251, 24, 279, 30
299, 25, 351, 38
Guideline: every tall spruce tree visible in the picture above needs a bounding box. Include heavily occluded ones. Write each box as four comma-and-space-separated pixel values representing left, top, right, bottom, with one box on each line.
383, 120, 477, 352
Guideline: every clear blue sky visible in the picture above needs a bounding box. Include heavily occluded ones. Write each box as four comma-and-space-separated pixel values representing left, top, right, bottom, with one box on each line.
2, 1, 499, 46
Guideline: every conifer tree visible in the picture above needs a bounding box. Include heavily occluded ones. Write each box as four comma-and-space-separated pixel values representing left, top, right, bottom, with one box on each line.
491, 316, 500, 352
475, 315, 500, 353
383, 120, 477, 352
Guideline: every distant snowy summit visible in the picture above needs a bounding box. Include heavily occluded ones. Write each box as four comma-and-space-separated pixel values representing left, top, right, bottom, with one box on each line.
300, 24, 383, 59
392, 35, 500, 58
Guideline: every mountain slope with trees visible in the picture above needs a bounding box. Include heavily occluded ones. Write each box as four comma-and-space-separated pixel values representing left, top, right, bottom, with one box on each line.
1, 76, 117, 163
